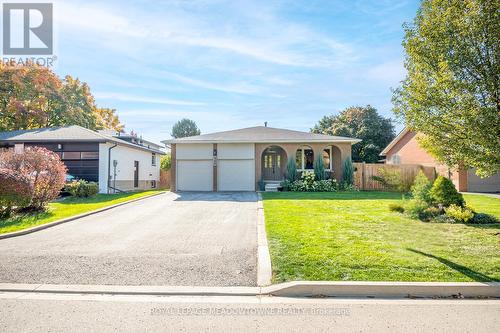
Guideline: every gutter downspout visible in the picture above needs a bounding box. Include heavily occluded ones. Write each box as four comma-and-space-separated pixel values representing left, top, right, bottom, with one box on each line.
107, 144, 117, 194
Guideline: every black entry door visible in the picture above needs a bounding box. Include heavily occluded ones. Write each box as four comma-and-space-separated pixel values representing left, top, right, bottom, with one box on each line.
262, 152, 282, 180
134, 161, 139, 187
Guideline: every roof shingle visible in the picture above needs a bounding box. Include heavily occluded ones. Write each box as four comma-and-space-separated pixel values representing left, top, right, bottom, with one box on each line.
163, 126, 360, 144
0, 125, 165, 154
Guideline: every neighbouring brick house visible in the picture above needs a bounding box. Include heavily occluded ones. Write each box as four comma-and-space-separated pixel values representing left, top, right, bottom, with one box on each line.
380, 128, 500, 193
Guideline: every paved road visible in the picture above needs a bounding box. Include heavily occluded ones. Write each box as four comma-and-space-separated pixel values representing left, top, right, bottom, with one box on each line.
0, 192, 258, 286
0, 293, 498, 332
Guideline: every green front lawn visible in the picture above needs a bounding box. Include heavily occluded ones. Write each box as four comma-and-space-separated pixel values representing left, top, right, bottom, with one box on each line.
463, 194, 500, 218
263, 191, 500, 282
0, 190, 165, 234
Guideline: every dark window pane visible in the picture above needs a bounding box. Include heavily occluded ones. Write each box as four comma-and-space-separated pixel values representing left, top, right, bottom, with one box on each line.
304, 149, 314, 169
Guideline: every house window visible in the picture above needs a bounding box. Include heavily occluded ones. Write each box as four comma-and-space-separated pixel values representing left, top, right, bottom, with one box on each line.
295, 146, 314, 170
391, 154, 401, 164
151, 180, 156, 188
152, 153, 156, 166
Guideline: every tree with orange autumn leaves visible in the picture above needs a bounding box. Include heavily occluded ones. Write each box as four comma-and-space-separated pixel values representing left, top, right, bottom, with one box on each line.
0, 62, 123, 132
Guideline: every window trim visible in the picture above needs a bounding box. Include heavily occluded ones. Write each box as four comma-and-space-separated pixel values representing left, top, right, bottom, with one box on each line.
151, 153, 156, 166
296, 147, 332, 171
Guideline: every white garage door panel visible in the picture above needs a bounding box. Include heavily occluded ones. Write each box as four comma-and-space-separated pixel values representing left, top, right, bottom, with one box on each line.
468, 169, 500, 193
218, 143, 254, 159
176, 144, 213, 160
218, 160, 255, 191
177, 160, 213, 191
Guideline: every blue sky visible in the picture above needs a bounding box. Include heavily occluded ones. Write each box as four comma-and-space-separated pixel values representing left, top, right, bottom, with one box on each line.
50, 0, 420, 143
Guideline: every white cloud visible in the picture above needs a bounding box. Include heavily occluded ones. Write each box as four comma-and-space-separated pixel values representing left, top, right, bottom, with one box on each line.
94, 92, 205, 106
158, 71, 261, 95
54, 0, 355, 68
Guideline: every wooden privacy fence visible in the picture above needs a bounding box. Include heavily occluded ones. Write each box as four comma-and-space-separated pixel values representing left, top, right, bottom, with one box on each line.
353, 163, 436, 191
159, 170, 171, 189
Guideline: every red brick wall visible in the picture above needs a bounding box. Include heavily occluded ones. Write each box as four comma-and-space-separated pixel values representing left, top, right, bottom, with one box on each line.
385, 131, 466, 190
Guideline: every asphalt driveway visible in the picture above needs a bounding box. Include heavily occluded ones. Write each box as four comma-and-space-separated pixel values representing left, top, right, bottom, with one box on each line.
0, 192, 258, 286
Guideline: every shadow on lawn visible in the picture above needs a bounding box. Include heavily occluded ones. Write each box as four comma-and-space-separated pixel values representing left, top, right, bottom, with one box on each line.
262, 191, 404, 201
407, 248, 499, 282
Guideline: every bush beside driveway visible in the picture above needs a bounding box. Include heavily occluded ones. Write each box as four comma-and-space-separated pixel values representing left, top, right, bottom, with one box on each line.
262, 191, 500, 283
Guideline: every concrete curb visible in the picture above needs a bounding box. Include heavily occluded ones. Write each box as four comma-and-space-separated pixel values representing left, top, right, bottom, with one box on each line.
0, 283, 260, 296
0, 281, 498, 298
262, 281, 500, 298
0, 191, 167, 240
256, 193, 272, 287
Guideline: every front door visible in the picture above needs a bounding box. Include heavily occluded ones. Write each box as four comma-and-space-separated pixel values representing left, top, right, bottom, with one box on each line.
134, 161, 139, 187
262, 152, 282, 180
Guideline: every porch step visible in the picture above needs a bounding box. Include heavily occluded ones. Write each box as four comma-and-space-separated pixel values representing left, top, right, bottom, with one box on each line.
264, 183, 280, 192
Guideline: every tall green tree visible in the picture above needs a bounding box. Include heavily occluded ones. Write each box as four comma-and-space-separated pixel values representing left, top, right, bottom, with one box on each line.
392, 0, 500, 177
312, 105, 395, 163
0, 62, 123, 131
171, 118, 201, 138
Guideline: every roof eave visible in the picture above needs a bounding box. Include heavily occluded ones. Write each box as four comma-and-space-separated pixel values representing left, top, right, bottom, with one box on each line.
0, 138, 107, 143
164, 139, 361, 144
380, 128, 409, 156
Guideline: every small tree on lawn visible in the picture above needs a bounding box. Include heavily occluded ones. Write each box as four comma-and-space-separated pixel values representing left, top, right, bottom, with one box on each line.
0, 147, 67, 210
411, 170, 433, 204
429, 176, 465, 207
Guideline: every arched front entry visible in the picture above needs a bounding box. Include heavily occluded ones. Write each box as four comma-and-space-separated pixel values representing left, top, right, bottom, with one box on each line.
261, 146, 287, 181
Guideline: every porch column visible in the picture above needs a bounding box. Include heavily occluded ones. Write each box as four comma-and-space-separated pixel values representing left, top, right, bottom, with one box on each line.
332, 143, 352, 182
213, 143, 218, 191
170, 144, 176, 191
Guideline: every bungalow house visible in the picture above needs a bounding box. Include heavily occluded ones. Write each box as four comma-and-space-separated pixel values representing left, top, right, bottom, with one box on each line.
163, 126, 360, 192
0, 125, 165, 193
380, 128, 500, 193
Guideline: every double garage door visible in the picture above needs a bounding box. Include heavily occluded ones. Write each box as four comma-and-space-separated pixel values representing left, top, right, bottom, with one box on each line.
176, 143, 255, 191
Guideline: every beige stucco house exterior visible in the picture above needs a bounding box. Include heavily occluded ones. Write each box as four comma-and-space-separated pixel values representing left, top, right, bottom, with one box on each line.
163, 126, 360, 192
381, 128, 500, 193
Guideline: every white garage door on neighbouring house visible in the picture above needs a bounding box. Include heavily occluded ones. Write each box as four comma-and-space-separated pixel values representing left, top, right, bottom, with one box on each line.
176, 144, 213, 191
217, 143, 255, 191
